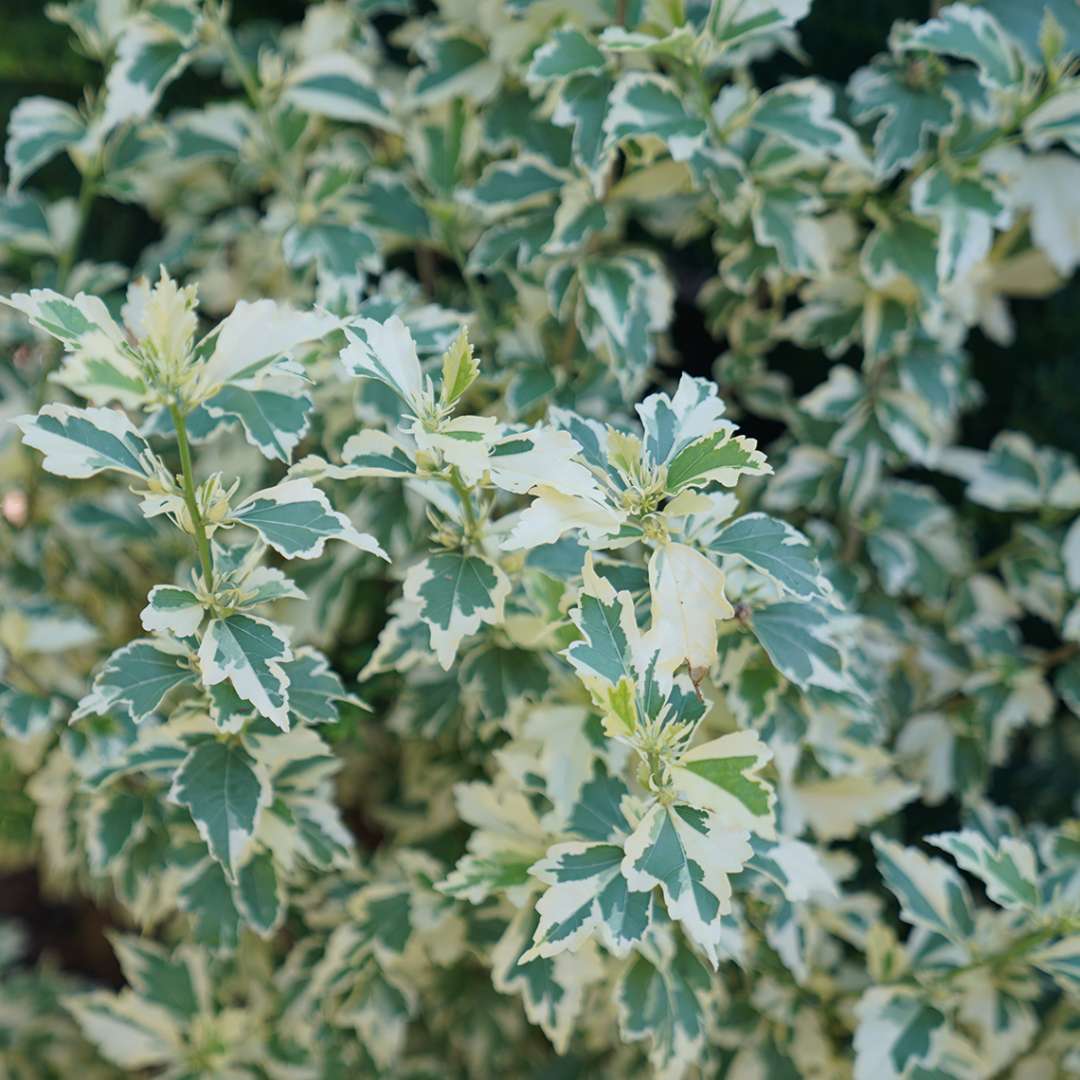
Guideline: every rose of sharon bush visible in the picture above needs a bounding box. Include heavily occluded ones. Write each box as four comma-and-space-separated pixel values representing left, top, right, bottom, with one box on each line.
0, 1, 1079, 1077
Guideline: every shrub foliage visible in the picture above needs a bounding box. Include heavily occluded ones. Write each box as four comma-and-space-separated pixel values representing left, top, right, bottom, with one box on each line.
1, 0, 1080, 1076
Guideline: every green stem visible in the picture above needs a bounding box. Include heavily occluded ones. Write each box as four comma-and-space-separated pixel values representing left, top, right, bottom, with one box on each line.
215, 16, 304, 201
170, 404, 214, 586
24, 166, 98, 523
56, 168, 96, 291
447, 466, 479, 538
443, 225, 497, 342
216, 18, 262, 110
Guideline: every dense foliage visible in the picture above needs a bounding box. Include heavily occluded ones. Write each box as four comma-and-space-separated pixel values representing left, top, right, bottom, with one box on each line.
2, 0, 1080, 1076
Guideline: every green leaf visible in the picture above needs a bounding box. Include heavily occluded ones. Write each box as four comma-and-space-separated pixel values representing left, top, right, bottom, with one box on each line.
169, 739, 270, 880
231, 479, 388, 561
564, 559, 641, 736
1031, 937, 1080, 996
14, 403, 157, 480
4, 96, 86, 191
438, 326, 478, 407
622, 802, 751, 966
752, 185, 829, 274
404, 551, 510, 669
75, 639, 196, 723
709, 513, 830, 601
198, 614, 292, 730
412, 34, 496, 106
64, 990, 178, 1070
340, 314, 429, 410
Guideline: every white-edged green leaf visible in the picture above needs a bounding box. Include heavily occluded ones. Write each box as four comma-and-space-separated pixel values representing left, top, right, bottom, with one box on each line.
1024, 85, 1080, 154
616, 938, 711, 1080
340, 314, 429, 411
338, 429, 418, 477
230, 479, 388, 561
107, 936, 205, 1021
849, 60, 957, 179
235, 849, 284, 937
492, 907, 602, 1055
0, 685, 57, 740
622, 802, 751, 967
910, 164, 1007, 283
5, 96, 86, 191
562, 559, 645, 738
1030, 937, 1080, 996
168, 739, 270, 880
872, 835, 976, 944
710, 513, 831, 601
467, 157, 567, 215
74, 639, 196, 723
139, 585, 204, 638
899, 3, 1020, 89
671, 730, 776, 839
488, 427, 599, 499
198, 614, 292, 730
707, 0, 811, 48
99, 6, 201, 137
523, 841, 650, 961
502, 486, 625, 550
643, 541, 734, 676
604, 73, 706, 161
750, 79, 866, 165
403, 551, 510, 669
664, 428, 769, 493
751, 600, 851, 692
284, 52, 398, 131
927, 829, 1040, 911
198, 301, 340, 394
281, 647, 360, 726
202, 384, 313, 464
853, 987, 947, 1080
527, 27, 607, 84
14, 403, 157, 479
64, 990, 180, 1070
